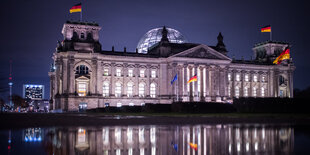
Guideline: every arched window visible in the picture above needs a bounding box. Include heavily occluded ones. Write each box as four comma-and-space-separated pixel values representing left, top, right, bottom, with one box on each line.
150, 83, 156, 98
127, 82, 133, 97
279, 75, 285, 85
76, 65, 89, 75
139, 83, 145, 97
81, 33, 85, 39
103, 82, 109, 97
115, 82, 122, 97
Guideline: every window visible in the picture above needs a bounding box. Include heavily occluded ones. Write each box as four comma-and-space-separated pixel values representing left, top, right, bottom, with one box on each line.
253, 75, 258, 82
139, 83, 145, 97
261, 87, 265, 97
151, 70, 156, 78
235, 86, 240, 98
236, 74, 240, 81
244, 87, 248, 97
78, 82, 86, 96
127, 82, 133, 97
140, 70, 145, 77
76, 65, 89, 75
279, 76, 285, 85
103, 69, 109, 76
253, 87, 257, 97
150, 83, 156, 98
81, 33, 85, 39
228, 74, 231, 81
116, 103, 122, 107
116, 69, 121, 77
115, 82, 122, 97
245, 75, 249, 82
102, 82, 109, 97
128, 69, 133, 77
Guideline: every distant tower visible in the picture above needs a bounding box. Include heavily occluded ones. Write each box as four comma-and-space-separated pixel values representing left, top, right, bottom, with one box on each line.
8, 60, 13, 108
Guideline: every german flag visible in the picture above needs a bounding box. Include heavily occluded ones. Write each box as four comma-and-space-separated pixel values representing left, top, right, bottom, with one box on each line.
261, 25, 271, 32
273, 47, 290, 64
70, 3, 82, 13
187, 75, 197, 84
189, 143, 198, 151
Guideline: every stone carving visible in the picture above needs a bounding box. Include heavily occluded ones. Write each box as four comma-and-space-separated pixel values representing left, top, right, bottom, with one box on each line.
181, 48, 225, 60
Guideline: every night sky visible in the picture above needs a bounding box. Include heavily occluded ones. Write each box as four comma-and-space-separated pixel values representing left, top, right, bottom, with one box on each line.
0, 0, 309, 100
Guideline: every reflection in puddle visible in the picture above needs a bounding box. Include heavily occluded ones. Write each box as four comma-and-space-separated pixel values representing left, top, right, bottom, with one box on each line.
40, 124, 293, 155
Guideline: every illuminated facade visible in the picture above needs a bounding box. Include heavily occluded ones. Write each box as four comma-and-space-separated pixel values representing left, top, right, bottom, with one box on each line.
45, 124, 294, 154
49, 21, 295, 111
23, 84, 44, 100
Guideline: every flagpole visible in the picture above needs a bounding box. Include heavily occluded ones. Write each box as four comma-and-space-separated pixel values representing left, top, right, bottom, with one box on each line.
270, 28, 272, 41
177, 75, 179, 102
80, 11, 82, 21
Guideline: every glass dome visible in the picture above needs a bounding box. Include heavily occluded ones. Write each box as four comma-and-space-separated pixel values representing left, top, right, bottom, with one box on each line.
136, 27, 187, 53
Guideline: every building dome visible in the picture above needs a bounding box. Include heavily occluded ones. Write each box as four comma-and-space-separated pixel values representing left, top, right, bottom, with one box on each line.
136, 27, 187, 53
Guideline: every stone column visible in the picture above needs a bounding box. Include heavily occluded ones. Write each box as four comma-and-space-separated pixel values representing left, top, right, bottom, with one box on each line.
177, 65, 183, 101
249, 71, 253, 97
240, 70, 244, 97
223, 67, 228, 98
55, 59, 61, 94
97, 60, 103, 96
216, 66, 221, 102
205, 66, 211, 101
110, 63, 115, 97
194, 64, 199, 101
171, 63, 177, 101
269, 70, 274, 97
189, 65, 193, 102
147, 64, 151, 95
91, 59, 97, 95
199, 66, 204, 101
68, 58, 75, 94
274, 70, 279, 97
258, 71, 262, 97
183, 64, 188, 101
231, 69, 235, 98
122, 63, 127, 97
62, 58, 68, 94
159, 63, 168, 98
134, 64, 139, 97
289, 69, 294, 98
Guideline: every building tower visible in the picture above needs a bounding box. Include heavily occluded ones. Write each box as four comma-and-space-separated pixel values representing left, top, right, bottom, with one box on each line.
8, 59, 13, 108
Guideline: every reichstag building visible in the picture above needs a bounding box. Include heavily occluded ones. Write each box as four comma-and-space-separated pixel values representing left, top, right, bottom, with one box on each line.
49, 21, 295, 111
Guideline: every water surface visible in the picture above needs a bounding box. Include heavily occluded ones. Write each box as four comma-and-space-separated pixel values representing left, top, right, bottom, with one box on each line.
1, 124, 309, 154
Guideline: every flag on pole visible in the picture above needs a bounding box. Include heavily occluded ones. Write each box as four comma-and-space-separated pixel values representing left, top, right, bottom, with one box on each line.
273, 47, 290, 64
189, 142, 198, 151
171, 74, 178, 85
261, 25, 271, 32
187, 75, 197, 84
70, 3, 82, 13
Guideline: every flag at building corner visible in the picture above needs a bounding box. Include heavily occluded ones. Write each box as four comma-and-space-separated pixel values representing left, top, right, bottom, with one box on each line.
70, 3, 82, 13
187, 75, 197, 84
171, 74, 178, 85
273, 47, 290, 64
261, 25, 271, 32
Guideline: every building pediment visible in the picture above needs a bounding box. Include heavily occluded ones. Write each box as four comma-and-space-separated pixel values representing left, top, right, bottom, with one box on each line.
169, 44, 231, 61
